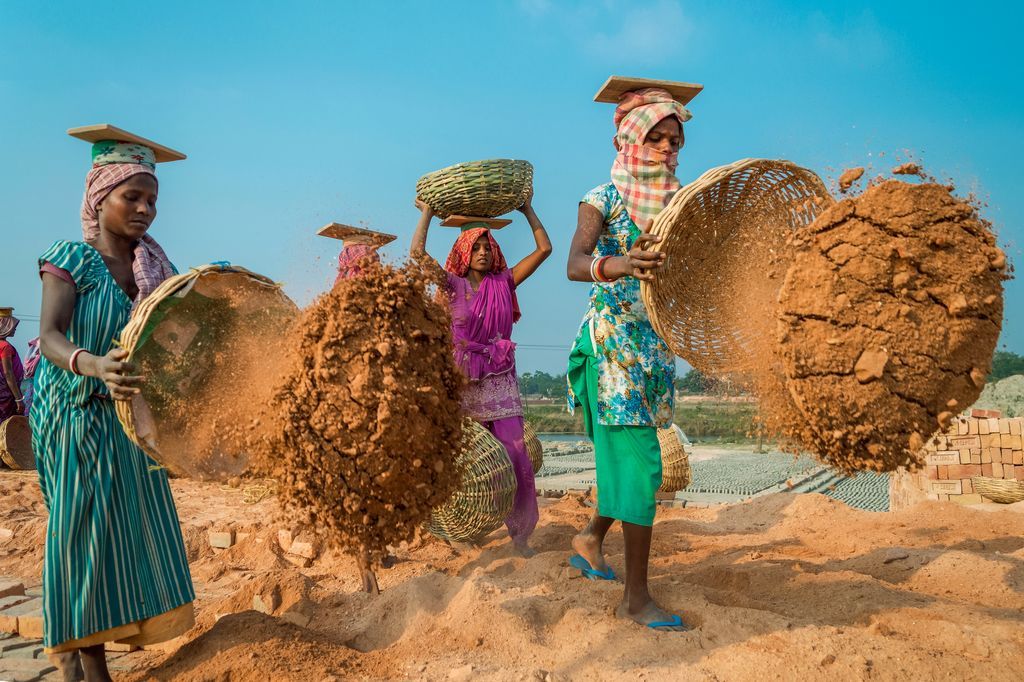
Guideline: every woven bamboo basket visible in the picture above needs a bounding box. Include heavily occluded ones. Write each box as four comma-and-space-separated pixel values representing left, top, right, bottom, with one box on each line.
640, 159, 833, 381
972, 476, 1024, 504
523, 421, 544, 474
416, 159, 533, 219
658, 424, 691, 492
428, 419, 518, 543
114, 263, 298, 480
0, 415, 34, 470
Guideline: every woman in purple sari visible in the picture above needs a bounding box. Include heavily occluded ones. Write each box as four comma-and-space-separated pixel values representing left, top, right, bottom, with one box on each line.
411, 191, 552, 555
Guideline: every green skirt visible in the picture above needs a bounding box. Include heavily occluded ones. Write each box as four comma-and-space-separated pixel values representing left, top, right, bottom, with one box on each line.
568, 332, 662, 526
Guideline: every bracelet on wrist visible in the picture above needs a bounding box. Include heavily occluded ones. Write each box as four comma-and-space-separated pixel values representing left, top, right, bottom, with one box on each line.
69, 348, 87, 376
596, 256, 612, 283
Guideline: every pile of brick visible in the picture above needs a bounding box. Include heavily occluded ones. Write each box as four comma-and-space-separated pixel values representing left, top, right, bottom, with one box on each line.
890, 409, 1024, 510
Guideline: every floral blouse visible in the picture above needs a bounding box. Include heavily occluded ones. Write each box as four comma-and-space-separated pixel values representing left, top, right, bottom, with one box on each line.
566, 183, 675, 427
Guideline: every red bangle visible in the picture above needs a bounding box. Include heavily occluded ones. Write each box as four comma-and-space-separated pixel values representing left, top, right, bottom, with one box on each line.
596, 256, 612, 282
69, 348, 86, 376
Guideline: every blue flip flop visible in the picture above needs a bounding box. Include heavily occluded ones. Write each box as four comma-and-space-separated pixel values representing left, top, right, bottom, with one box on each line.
568, 554, 616, 581
647, 614, 689, 631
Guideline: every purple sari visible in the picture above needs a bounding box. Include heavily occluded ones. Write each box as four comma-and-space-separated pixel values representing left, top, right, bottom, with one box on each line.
445, 270, 536, 543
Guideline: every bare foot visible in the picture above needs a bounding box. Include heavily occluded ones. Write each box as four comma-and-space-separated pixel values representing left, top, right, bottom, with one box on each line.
513, 541, 536, 558
572, 531, 608, 573
616, 599, 688, 631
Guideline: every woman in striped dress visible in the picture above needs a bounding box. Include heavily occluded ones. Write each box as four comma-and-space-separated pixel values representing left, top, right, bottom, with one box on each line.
31, 136, 194, 680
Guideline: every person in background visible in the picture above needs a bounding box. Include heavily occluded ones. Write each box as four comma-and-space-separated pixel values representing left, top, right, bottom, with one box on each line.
411, 190, 552, 556
20, 337, 41, 416
0, 309, 25, 421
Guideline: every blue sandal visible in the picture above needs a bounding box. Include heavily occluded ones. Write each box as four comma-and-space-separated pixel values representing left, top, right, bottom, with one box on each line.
569, 554, 616, 581
647, 614, 689, 631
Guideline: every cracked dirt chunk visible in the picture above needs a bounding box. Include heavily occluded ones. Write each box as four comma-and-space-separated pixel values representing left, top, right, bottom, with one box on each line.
239, 262, 465, 564
854, 349, 889, 383
838, 167, 865, 192
765, 180, 1005, 473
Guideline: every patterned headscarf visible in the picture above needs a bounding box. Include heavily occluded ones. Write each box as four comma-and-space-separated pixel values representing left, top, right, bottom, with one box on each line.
0, 314, 18, 339
610, 88, 692, 228
335, 244, 380, 283
81, 141, 176, 306
444, 227, 520, 322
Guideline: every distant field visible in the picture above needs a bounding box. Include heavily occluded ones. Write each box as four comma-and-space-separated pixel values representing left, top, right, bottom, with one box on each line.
524, 400, 763, 444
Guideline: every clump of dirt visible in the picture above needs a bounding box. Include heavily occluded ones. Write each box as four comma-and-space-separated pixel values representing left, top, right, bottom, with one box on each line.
838, 167, 865, 192
765, 180, 1007, 472
244, 262, 465, 564
892, 162, 923, 176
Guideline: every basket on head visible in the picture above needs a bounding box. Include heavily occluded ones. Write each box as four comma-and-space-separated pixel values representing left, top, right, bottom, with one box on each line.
657, 424, 691, 492
416, 159, 533, 219
523, 421, 544, 474
972, 476, 1024, 504
640, 159, 834, 382
428, 419, 518, 543
114, 263, 298, 481
0, 416, 34, 470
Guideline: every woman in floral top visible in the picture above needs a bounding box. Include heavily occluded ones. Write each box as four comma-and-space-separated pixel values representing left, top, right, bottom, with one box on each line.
565, 87, 691, 631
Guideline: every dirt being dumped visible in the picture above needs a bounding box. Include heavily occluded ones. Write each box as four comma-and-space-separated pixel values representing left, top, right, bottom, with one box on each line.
767, 180, 1007, 472
838, 166, 865, 192
243, 262, 465, 564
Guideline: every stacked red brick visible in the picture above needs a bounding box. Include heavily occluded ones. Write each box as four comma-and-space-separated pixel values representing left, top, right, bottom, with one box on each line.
890, 409, 1024, 508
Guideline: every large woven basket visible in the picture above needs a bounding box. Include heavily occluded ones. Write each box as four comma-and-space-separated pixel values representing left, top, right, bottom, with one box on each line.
115, 263, 298, 480
658, 424, 691, 492
428, 419, 518, 543
972, 476, 1024, 504
523, 421, 544, 474
0, 416, 34, 470
416, 159, 533, 219
641, 159, 833, 381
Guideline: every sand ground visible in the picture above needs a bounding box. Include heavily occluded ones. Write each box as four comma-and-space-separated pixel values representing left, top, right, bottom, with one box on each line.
0, 471, 1022, 681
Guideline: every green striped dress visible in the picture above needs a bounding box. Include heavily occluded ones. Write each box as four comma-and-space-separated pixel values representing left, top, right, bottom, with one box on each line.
29, 240, 194, 650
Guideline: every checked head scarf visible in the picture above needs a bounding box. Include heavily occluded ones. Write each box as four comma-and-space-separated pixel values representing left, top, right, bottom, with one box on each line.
610, 88, 692, 228
80, 141, 176, 307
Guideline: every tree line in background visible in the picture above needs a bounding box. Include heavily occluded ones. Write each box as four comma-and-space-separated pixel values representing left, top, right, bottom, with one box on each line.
520, 350, 1024, 398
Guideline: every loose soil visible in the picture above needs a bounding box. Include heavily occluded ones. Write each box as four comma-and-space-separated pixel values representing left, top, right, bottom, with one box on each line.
768, 180, 1006, 472
240, 262, 465, 564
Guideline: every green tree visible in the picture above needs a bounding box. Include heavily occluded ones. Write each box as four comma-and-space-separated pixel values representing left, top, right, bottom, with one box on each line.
675, 368, 717, 394
990, 350, 1024, 381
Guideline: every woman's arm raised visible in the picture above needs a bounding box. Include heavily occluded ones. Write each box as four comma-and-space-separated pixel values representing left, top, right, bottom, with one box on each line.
510, 190, 553, 287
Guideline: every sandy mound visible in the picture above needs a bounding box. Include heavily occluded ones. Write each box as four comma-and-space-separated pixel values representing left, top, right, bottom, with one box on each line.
3, 473, 1023, 680
244, 262, 465, 564
973, 374, 1024, 418
768, 180, 1006, 472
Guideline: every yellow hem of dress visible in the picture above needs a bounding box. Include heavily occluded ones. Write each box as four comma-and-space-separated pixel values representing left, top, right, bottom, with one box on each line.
44, 601, 195, 654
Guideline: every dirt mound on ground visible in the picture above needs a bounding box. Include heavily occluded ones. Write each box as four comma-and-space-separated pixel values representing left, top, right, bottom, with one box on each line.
767, 180, 1006, 472
244, 262, 464, 564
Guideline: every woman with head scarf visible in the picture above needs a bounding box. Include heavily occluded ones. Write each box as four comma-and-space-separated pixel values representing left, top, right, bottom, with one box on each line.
31, 133, 195, 679
564, 87, 690, 631
410, 190, 552, 556
19, 337, 40, 416
0, 309, 25, 421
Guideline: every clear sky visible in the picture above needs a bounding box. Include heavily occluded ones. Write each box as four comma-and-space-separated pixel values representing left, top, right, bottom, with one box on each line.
1, 1, 1020, 374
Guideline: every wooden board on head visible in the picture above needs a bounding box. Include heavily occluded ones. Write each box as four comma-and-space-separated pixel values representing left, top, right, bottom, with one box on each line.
317, 223, 398, 247
439, 215, 512, 231
594, 76, 703, 106
67, 124, 186, 163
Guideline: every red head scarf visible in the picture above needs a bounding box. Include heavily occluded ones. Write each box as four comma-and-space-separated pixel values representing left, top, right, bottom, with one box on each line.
444, 227, 520, 322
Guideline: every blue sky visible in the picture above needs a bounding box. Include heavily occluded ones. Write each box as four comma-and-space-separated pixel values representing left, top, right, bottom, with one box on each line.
1, 1, 1020, 374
